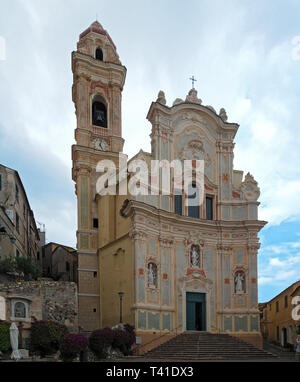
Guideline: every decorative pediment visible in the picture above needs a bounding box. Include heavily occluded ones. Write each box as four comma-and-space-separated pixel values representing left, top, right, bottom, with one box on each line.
182, 272, 213, 290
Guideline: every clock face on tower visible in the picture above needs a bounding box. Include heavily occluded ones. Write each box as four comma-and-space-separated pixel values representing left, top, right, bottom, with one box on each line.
93, 138, 109, 151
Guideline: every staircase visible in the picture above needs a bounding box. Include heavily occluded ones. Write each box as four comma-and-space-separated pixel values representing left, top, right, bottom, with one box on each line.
145, 332, 277, 360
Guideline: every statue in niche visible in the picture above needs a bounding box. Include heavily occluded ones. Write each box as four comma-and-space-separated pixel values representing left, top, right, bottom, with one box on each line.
148, 263, 157, 288
14, 302, 26, 318
190, 245, 200, 268
234, 271, 245, 293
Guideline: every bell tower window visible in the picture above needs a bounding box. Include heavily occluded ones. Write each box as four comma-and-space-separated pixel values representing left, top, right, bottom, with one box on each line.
95, 48, 103, 61
92, 100, 107, 128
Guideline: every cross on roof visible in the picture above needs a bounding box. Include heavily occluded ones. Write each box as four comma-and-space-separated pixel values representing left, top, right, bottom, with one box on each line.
189, 75, 197, 89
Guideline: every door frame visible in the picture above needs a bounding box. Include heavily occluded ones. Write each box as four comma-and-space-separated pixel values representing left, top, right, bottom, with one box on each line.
186, 292, 207, 331
183, 285, 211, 331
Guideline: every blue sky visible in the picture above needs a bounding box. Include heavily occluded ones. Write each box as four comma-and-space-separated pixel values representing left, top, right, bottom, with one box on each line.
0, 0, 300, 302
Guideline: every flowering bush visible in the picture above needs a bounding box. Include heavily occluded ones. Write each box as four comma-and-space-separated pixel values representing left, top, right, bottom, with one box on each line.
89, 327, 114, 359
123, 324, 136, 348
0, 320, 11, 353
59, 333, 88, 362
89, 324, 136, 358
30, 320, 69, 356
113, 324, 136, 355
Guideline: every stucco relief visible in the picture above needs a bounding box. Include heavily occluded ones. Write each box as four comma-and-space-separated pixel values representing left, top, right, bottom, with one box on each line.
241, 172, 260, 201
175, 128, 215, 182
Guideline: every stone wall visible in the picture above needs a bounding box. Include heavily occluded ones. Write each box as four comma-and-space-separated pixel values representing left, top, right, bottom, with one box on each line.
0, 280, 78, 332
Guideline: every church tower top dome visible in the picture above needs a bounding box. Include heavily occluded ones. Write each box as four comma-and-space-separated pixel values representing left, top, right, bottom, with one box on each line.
79, 20, 117, 51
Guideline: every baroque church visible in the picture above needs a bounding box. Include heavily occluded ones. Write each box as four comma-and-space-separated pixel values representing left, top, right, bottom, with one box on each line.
71, 21, 266, 349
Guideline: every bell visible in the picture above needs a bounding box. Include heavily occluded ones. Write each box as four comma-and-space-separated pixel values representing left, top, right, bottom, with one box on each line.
95, 110, 104, 122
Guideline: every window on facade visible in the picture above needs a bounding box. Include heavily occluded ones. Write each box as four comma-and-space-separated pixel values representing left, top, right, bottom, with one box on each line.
16, 249, 20, 258
92, 100, 107, 128
276, 301, 279, 312
93, 308, 97, 312
15, 184, 19, 203
93, 218, 99, 228
95, 48, 103, 61
66, 262, 70, 272
37, 252, 40, 261
206, 196, 213, 220
174, 193, 182, 215
187, 184, 199, 218
284, 295, 288, 308
93, 271, 97, 278
16, 213, 19, 233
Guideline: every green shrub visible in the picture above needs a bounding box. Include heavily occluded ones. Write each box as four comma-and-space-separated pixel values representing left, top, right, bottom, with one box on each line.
30, 320, 69, 356
0, 256, 15, 274
0, 255, 41, 280
0, 321, 11, 352
15, 256, 41, 280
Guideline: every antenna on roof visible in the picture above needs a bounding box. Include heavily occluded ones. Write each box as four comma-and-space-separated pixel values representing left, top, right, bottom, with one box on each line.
36, 221, 45, 233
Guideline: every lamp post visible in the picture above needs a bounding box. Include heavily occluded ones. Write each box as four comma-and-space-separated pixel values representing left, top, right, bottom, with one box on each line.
118, 292, 124, 324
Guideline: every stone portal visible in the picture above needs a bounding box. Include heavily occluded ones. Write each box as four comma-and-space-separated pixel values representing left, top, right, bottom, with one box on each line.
186, 292, 206, 331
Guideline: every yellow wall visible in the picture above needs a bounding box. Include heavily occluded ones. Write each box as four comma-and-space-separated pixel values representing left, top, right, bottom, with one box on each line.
262, 281, 300, 346
99, 235, 133, 328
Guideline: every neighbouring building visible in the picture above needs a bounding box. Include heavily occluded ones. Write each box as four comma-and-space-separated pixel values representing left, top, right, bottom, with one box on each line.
72, 20, 266, 349
259, 280, 300, 348
0, 280, 78, 347
42, 242, 78, 282
37, 227, 46, 269
0, 164, 40, 260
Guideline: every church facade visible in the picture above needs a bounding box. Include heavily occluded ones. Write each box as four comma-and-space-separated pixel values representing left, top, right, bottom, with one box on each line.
72, 21, 266, 349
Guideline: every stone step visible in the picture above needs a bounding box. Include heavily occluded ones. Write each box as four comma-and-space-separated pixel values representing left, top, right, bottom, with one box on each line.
145, 332, 277, 360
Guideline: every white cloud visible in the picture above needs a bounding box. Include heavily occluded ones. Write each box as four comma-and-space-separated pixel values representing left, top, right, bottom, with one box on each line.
1, 0, 300, 247
258, 240, 300, 297
269, 258, 285, 267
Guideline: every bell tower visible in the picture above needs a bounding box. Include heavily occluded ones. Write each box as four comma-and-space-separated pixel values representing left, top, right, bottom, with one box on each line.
72, 21, 126, 331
